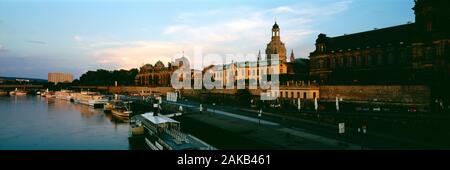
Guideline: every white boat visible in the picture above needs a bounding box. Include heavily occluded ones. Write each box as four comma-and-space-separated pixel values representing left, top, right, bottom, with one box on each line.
9, 88, 27, 96
111, 101, 133, 118
72, 91, 109, 108
55, 90, 74, 101
131, 112, 215, 150
45, 91, 55, 98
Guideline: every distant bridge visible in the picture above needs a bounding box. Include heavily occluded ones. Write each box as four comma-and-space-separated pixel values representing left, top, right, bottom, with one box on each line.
0, 85, 44, 90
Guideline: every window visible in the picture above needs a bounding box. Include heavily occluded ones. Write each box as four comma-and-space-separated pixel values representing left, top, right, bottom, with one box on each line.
388, 53, 394, 65
426, 21, 433, 32
362, 56, 367, 66
367, 55, 372, 65
331, 58, 336, 68
313, 92, 316, 99
285, 92, 288, 98
356, 56, 361, 66
377, 55, 383, 65
291, 92, 294, 98
280, 91, 283, 97
348, 56, 353, 67
297, 92, 300, 98
303, 92, 307, 99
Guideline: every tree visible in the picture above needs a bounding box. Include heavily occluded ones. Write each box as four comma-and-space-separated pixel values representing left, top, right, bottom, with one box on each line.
78, 68, 139, 86
235, 89, 252, 106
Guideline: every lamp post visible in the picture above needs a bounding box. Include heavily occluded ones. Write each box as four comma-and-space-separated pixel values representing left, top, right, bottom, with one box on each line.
315, 97, 319, 124
258, 109, 262, 126
358, 125, 367, 150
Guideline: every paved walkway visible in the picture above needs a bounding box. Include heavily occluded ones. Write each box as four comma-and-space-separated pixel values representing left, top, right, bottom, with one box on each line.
166, 101, 279, 126
279, 128, 360, 149
166, 101, 361, 149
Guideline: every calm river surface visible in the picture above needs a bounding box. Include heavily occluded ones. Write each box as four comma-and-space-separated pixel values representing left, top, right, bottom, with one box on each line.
0, 96, 130, 150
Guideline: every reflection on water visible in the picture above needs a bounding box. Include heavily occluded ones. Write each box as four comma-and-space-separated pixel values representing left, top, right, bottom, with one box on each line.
0, 96, 130, 150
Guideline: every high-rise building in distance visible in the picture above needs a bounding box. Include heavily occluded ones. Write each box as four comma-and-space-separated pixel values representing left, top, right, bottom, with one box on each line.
48, 72, 73, 84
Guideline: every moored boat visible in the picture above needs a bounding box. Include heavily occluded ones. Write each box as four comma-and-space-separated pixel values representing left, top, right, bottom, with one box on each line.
103, 102, 114, 113
55, 90, 74, 101
131, 112, 215, 150
111, 101, 133, 118
9, 88, 27, 96
72, 91, 109, 108
0, 90, 7, 96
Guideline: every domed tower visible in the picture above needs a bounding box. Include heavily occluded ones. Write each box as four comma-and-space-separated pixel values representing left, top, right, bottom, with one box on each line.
265, 22, 287, 62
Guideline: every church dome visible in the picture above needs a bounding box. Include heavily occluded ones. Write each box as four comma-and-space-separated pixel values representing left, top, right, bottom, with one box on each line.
154, 60, 165, 68
272, 22, 279, 29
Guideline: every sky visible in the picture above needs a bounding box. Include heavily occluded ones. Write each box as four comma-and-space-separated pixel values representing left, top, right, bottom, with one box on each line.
0, 0, 415, 79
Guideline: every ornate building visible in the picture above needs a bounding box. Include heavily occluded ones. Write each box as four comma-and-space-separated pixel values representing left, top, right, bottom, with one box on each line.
210, 22, 311, 87
135, 61, 177, 87
309, 0, 450, 85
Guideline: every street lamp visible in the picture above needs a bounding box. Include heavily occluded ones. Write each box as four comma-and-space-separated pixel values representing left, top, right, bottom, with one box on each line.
314, 97, 318, 111
179, 105, 183, 113
258, 109, 262, 126
358, 125, 367, 150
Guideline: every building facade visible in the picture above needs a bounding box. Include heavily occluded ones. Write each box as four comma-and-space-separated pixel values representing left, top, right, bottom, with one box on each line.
309, 0, 450, 85
205, 22, 318, 100
135, 61, 177, 87
48, 72, 73, 84
209, 22, 311, 88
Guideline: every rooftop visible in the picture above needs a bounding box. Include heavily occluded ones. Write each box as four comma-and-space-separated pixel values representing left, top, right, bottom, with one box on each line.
325, 23, 416, 52
141, 112, 179, 125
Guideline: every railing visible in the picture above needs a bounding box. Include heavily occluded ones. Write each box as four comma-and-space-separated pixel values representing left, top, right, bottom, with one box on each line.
164, 128, 188, 144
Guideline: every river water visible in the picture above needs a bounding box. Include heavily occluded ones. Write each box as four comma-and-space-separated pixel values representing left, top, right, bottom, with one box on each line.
0, 96, 130, 150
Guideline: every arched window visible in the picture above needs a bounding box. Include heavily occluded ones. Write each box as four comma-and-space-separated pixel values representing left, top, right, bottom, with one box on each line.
368, 55, 373, 66
426, 21, 433, 32
361, 55, 367, 66
347, 56, 353, 67
377, 55, 383, 65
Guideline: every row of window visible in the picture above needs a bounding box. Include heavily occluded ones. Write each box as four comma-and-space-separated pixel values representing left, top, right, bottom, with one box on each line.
314, 53, 410, 69
213, 68, 277, 78
269, 91, 317, 99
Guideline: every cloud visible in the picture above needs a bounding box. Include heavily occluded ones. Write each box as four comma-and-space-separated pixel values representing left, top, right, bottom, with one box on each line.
89, 41, 185, 70
86, 0, 352, 70
272, 6, 296, 14
0, 44, 8, 53
26, 40, 47, 45
73, 35, 83, 42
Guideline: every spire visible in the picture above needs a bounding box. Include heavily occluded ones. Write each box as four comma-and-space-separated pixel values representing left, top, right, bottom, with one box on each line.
272, 21, 279, 30
257, 50, 261, 61
290, 49, 295, 62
